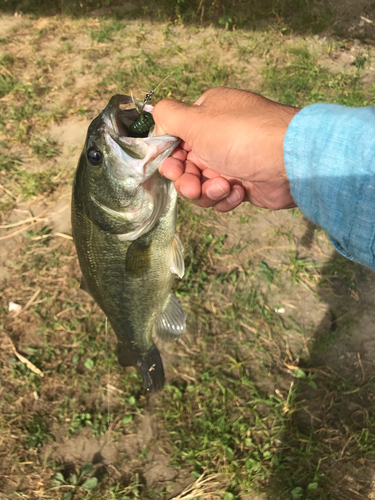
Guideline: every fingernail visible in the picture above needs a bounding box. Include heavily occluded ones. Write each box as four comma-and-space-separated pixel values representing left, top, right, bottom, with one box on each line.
206, 182, 226, 200
227, 189, 241, 204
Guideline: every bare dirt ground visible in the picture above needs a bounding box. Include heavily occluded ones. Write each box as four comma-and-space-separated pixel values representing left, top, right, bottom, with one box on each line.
1, 3, 375, 499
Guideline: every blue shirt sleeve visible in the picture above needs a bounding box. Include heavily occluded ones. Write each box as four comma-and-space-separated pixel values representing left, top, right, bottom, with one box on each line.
284, 103, 375, 271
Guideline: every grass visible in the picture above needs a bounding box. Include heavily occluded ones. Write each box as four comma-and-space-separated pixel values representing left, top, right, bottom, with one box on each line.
1, 10, 375, 500
161, 372, 286, 494
0, 0, 338, 37
88, 19, 124, 43
23, 414, 52, 449
99, 55, 233, 103
31, 136, 60, 160
263, 47, 375, 107
160, 203, 375, 499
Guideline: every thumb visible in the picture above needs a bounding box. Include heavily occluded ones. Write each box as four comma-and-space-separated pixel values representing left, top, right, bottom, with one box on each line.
153, 98, 199, 140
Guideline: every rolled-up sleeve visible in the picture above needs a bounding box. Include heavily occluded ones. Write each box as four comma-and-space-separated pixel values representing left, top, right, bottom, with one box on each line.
284, 103, 375, 271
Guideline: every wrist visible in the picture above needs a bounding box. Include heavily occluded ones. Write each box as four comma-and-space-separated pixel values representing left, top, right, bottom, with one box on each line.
267, 104, 301, 182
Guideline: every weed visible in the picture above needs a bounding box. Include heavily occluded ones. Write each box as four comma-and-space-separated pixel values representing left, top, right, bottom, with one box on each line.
23, 414, 51, 449
352, 55, 367, 70
257, 261, 278, 284
59, 41, 74, 53
18, 170, 56, 197
219, 7, 234, 30
52, 462, 98, 500
31, 135, 60, 160
0, 153, 23, 172
69, 411, 110, 437
89, 20, 124, 43
0, 53, 14, 66
239, 212, 253, 224
286, 250, 320, 286
0, 74, 16, 98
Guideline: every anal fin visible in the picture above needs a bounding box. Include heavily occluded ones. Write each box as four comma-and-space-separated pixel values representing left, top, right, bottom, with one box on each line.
169, 233, 184, 279
154, 294, 186, 343
80, 277, 93, 298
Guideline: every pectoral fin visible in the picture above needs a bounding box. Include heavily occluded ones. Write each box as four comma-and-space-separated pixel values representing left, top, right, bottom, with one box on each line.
169, 233, 184, 279
154, 294, 186, 343
125, 239, 151, 276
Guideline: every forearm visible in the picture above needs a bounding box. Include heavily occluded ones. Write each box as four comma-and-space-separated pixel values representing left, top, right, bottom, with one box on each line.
284, 103, 375, 271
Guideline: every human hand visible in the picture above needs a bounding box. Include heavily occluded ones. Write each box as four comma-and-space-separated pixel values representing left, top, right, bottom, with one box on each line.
153, 87, 300, 212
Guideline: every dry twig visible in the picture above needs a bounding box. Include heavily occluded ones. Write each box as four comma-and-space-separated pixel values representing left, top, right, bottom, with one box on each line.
0, 183, 17, 200
10, 288, 41, 319
31, 232, 73, 241
5, 335, 44, 378
0, 216, 47, 229
171, 472, 228, 500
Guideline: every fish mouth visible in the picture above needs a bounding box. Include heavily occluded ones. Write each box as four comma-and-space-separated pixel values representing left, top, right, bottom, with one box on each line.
102, 94, 180, 179
106, 94, 154, 139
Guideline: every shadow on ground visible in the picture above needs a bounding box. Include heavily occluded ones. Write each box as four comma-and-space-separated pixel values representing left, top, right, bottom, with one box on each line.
267, 222, 375, 500
1, 0, 375, 41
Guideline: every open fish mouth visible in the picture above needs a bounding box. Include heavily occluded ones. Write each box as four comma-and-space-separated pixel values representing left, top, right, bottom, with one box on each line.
105, 94, 154, 138
102, 94, 180, 180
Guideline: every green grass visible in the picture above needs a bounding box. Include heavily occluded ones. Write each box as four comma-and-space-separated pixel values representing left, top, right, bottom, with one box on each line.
161, 371, 285, 494
89, 19, 124, 43
100, 54, 233, 102
23, 414, 51, 449
1, 167, 57, 200
31, 136, 60, 160
0, 74, 16, 98
263, 47, 375, 107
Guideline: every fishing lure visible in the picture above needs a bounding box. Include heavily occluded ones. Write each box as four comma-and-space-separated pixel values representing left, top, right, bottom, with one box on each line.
129, 76, 170, 137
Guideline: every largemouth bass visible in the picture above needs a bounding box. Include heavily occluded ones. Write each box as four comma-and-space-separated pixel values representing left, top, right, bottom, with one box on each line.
71, 94, 186, 392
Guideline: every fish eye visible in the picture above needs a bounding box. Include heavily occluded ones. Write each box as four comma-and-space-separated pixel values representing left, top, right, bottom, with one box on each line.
87, 148, 102, 166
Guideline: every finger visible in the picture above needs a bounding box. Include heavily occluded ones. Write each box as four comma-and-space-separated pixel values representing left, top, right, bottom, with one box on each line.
213, 185, 245, 212
175, 173, 202, 200
159, 146, 188, 178
180, 141, 192, 152
183, 160, 201, 176
159, 157, 185, 181
170, 146, 187, 161
153, 99, 200, 141
194, 177, 231, 208
201, 168, 220, 182
186, 150, 208, 170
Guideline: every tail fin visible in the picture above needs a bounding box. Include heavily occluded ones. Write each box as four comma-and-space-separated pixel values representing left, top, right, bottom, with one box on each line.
117, 343, 165, 392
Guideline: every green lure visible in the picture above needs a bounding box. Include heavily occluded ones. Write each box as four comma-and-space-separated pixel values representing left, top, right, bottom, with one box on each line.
128, 76, 170, 137
129, 111, 155, 137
